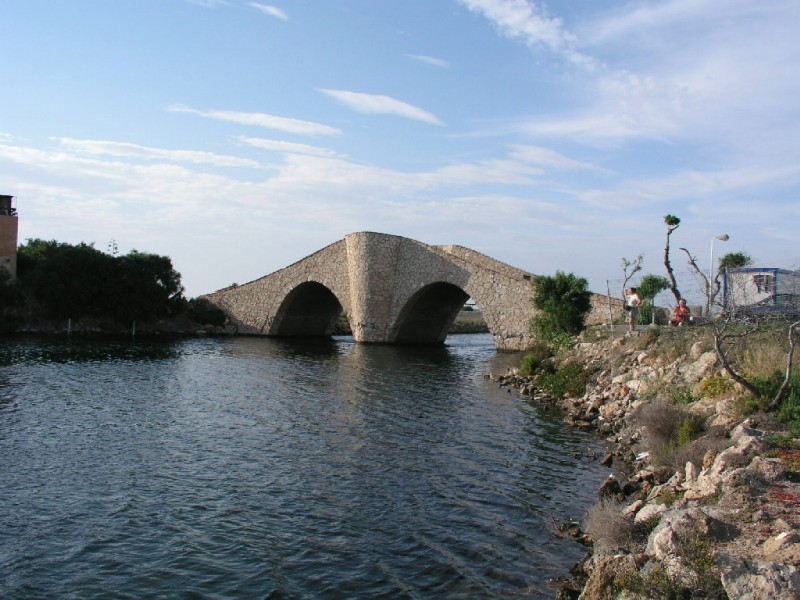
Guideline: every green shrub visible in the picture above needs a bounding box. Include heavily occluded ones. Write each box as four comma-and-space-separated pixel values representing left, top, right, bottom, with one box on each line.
748, 371, 786, 399
735, 394, 762, 416
519, 341, 553, 377
531, 271, 592, 336
676, 414, 704, 447
536, 361, 588, 398
776, 385, 800, 437
699, 375, 735, 399
673, 387, 699, 404
531, 314, 576, 351
613, 534, 725, 599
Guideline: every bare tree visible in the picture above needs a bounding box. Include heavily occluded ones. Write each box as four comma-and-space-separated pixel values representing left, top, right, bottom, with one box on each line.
663, 215, 682, 304
680, 249, 753, 315
769, 320, 800, 410
710, 276, 800, 411
621, 254, 643, 299
680, 248, 715, 314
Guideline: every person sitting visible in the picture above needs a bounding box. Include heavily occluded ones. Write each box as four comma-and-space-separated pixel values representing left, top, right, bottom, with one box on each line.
670, 299, 691, 326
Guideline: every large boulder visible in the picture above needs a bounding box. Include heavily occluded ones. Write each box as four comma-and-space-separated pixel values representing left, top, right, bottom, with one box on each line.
646, 508, 736, 560
717, 551, 800, 599
578, 554, 637, 600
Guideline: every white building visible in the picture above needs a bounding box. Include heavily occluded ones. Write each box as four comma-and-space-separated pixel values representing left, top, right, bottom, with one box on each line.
723, 267, 800, 310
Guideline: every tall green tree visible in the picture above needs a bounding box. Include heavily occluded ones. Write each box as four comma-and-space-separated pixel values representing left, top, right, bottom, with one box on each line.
16, 239, 185, 322
17, 240, 116, 319
636, 274, 670, 324
531, 271, 592, 344
112, 250, 185, 321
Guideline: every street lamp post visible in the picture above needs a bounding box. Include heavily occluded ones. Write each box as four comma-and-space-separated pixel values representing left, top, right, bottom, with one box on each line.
708, 234, 729, 315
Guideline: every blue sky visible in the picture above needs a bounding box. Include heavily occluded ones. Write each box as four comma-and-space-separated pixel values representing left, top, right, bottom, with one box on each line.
2, 0, 798, 299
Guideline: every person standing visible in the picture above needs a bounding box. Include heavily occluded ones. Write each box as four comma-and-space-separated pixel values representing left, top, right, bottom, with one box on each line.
625, 287, 642, 332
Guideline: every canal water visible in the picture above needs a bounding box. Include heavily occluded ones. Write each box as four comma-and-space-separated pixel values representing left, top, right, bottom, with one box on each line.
0, 334, 607, 599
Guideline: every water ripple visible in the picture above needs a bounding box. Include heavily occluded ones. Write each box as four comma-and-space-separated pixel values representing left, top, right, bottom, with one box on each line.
0, 335, 607, 598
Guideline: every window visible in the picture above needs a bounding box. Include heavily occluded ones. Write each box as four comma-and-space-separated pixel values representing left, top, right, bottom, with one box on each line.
753, 273, 772, 293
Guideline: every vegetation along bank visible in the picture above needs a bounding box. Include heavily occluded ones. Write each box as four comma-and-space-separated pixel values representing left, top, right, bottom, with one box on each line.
494, 316, 800, 598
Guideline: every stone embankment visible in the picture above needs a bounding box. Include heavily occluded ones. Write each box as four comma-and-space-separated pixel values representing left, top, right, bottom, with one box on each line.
491, 330, 800, 599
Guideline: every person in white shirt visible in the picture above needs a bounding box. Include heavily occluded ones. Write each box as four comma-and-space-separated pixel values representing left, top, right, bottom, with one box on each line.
625, 288, 642, 332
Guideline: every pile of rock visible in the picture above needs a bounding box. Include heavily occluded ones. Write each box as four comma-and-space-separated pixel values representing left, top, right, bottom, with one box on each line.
493, 332, 800, 598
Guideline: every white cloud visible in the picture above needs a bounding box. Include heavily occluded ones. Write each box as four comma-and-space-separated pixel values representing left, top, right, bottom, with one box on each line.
578, 165, 800, 210
318, 89, 444, 126
185, 0, 229, 8
457, 0, 596, 69
235, 136, 339, 157
405, 54, 450, 68
165, 104, 341, 136
56, 138, 261, 168
583, 0, 762, 46
508, 145, 604, 172
486, 0, 800, 172
248, 3, 288, 21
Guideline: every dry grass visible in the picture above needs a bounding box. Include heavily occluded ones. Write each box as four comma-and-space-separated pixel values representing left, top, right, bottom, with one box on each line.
631, 402, 687, 450
664, 430, 734, 471
584, 498, 634, 552
736, 339, 799, 379
630, 401, 707, 466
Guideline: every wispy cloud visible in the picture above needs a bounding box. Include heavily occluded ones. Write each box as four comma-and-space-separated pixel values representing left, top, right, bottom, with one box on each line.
508, 145, 604, 172
457, 0, 596, 69
248, 3, 288, 21
405, 54, 450, 68
165, 104, 341, 136
185, 0, 229, 8
235, 136, 339, 157
57, 138, 261, 168
318, 89, 444, 126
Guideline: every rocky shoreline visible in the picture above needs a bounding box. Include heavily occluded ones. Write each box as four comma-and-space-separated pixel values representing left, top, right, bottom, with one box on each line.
491, 329, 800, 599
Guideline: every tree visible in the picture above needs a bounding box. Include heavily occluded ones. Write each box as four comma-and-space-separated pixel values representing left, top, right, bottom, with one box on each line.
680, 249, 753, 315
621, 255, 644, 300
15, 239, 186, 323
531, 271, 592, 345
719, 252, 752, 271
637, 274, 670, 304
663, 215, 682, 304
711, 316, 800, 411
17, 239, 117, 319
636, 274, 670, 324
112, 250, 185, 321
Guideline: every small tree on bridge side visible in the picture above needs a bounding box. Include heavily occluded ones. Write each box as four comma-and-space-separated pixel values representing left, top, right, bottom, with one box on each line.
530, 271, 592, 349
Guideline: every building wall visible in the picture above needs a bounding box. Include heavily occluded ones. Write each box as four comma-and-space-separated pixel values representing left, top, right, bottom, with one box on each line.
725, 268, 800, 307
0, 214, 18, 279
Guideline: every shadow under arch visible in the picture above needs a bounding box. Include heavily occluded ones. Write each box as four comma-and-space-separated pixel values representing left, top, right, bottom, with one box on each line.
272, 281, 343, 337
392, 282, 470, 344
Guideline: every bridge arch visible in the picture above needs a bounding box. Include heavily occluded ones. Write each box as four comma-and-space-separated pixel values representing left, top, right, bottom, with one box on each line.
392, 282, 470, 344
202, 232, 613, 350
270, 281, 343, 337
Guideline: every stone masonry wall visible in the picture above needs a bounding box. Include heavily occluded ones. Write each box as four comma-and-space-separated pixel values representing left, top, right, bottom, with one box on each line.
203, 232, 617, 350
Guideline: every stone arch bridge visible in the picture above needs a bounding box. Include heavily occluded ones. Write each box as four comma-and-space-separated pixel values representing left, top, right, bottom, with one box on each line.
203, 232, 610, 351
